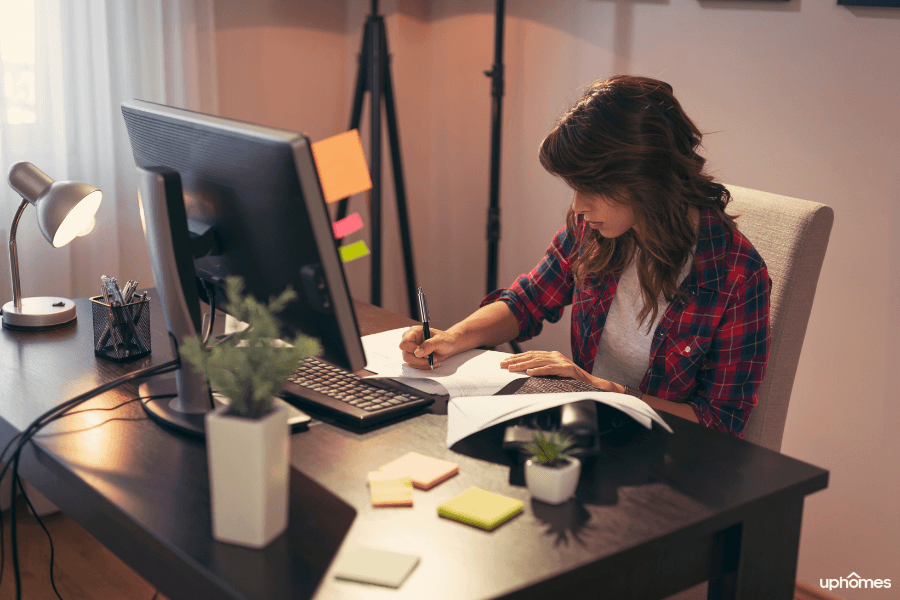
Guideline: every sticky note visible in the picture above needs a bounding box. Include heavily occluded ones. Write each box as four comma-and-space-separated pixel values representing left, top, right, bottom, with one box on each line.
339, 240, 370, 263
368, 474, 414, 507
310, 129, 372, 203
333, 547, 420, 588
376, 452, 459, 490
332, 212, 364, 240
437, 487, 523, 531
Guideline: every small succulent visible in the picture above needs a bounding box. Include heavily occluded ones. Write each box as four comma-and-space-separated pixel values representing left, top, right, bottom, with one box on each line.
524, 428, 575, 468
179, 276, 322, 419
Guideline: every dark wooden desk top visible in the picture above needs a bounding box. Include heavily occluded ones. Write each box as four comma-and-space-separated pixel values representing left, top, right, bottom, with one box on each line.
0, 296, 829, 600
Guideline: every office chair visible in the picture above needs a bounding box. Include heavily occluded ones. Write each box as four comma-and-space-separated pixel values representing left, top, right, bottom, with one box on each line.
665, 185, 834, 600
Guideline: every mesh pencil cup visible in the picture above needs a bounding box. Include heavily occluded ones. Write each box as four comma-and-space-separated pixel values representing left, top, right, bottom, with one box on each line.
91, 295, 151, 362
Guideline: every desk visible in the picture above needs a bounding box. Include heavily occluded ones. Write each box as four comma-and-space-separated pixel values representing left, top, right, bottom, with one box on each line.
0, 296, 828, 600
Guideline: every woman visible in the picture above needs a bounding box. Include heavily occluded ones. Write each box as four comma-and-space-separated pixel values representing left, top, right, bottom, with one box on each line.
400, 75, 770, 438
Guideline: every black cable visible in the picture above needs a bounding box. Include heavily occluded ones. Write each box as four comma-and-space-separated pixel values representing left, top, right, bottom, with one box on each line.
16, 474, 64, 600
201, 281, 217, 345
1, 358, 179, 600
0, 360, 180, 483
151, 590, 159, 600
0, 394, 172, 594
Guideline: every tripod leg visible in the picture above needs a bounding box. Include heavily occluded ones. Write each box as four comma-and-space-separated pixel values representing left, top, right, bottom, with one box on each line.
336, 20, 371, 223
381, 23, 418, 318
368, 15, 384, 306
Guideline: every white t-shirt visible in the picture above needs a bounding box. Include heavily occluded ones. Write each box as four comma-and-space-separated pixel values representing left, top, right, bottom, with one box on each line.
591, 250, 693, 388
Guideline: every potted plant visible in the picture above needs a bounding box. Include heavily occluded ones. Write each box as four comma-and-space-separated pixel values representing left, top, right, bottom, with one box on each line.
180, 276, 321, 548
523, 428, 581, 505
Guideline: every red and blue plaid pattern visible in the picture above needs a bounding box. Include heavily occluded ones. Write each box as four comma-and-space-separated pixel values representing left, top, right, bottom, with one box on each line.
482, 208, 771, 438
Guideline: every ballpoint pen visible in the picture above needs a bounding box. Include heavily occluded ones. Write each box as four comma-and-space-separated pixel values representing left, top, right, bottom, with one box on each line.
416, 287, 434, 370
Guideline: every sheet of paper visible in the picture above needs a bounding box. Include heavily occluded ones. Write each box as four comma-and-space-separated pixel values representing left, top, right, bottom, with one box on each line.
446, 391, 673, 448
361, 327, 528, 397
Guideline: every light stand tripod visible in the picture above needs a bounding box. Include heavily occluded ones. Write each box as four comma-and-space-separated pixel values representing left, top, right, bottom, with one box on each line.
336, 0, 418, 316
484, 0, 522, 353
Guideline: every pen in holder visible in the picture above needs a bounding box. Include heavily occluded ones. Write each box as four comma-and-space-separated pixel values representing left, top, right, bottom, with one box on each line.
91, 293, 151, 362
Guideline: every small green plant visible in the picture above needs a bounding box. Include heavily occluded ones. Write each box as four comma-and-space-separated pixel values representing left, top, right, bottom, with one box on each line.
524, 428, 575, 468
179, 276, 322, 419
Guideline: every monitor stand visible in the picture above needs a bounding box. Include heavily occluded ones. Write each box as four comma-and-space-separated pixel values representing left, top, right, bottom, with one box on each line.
140, 376, 311, 436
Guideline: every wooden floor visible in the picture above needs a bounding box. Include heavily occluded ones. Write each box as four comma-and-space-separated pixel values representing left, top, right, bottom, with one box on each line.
1, 502, 842, 600
0, 499, 169, 600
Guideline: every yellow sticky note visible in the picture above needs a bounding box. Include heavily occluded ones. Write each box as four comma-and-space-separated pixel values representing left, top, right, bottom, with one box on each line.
310, 129, 372, 204
438, 487, 523, 531
339, 240, 370, 263
368, 475, 414, 507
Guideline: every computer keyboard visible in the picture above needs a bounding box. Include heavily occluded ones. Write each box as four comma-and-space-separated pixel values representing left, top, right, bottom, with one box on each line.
280, 357, 437, 427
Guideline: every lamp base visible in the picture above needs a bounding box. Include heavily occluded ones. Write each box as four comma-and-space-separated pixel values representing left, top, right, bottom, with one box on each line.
1, 297, 76, 330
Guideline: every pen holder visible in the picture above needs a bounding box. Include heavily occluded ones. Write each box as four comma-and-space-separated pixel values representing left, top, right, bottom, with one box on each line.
91, 295, 152, 362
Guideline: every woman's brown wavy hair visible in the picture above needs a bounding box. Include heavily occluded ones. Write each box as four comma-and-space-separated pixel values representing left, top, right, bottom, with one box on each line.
539, 75, 737, 331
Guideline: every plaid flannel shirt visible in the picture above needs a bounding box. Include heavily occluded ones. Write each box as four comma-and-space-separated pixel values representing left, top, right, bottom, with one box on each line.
482, 208, 771, 438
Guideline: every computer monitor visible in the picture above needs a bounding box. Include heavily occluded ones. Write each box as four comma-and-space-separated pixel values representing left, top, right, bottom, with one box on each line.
121, 99, 366, 436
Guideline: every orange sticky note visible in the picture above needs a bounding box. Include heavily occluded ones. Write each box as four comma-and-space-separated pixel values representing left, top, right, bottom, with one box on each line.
310, 129, 372, 203
376, 452, 459, 491
368, 474, 414, 507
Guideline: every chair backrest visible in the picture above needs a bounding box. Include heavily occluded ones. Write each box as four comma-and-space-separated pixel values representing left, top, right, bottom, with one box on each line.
726, 185, 834, 452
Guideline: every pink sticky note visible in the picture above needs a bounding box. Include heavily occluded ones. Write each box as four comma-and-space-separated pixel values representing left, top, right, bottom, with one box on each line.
333, 212, 364, 240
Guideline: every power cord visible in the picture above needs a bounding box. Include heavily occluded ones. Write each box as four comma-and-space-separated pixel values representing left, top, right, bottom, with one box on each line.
15, 474, 63, 600
0, 358, 179, 600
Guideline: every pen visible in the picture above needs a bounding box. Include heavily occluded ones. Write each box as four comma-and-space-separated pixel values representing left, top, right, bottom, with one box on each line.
416, 287, 434, 370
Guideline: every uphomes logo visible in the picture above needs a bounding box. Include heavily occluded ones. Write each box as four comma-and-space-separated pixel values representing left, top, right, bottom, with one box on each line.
820, 572, 891, 591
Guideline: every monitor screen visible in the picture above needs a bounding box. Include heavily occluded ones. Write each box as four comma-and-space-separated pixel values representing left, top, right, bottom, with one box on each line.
121, 100, 366, 374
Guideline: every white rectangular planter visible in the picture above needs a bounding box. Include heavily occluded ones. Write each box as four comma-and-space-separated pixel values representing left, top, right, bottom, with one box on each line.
206, 402, 290, 548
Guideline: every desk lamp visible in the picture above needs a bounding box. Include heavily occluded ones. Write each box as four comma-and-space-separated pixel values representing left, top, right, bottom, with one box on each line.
3, 161, 102, 330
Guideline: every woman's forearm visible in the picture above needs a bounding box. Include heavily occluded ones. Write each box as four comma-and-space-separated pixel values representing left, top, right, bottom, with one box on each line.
445, 301, 521, 352
606, 381, 699, 423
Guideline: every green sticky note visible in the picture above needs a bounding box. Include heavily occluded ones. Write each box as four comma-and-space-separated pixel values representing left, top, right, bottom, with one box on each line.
339, 240, 370, 263
438, 487, 523, 531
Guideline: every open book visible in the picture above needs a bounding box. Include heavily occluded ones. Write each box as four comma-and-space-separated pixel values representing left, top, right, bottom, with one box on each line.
446, 391, 673, 448
361, 327, 528, 397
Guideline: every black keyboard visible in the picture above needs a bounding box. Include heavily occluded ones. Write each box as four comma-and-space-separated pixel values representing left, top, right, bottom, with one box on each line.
280, 357, 437, 428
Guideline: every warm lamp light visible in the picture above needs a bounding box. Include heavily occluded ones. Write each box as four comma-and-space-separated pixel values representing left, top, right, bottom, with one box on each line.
2, 161, 103, 330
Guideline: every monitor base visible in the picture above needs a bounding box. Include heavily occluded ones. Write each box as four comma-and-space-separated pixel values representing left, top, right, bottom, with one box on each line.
140, 374, 311, 438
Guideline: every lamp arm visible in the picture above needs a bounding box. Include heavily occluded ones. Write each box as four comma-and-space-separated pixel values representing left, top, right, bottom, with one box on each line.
8, 199, 28, 309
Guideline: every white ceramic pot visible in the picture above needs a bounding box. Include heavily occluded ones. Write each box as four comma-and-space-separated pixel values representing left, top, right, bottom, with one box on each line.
524, 456, 581, 505
205, 402, 290, 548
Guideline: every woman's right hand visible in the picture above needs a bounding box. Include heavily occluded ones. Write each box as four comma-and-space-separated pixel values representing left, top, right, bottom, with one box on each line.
399, 326, 460, 370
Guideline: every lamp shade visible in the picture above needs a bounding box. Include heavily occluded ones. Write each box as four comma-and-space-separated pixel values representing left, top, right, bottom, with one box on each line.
8, 162, 102, 248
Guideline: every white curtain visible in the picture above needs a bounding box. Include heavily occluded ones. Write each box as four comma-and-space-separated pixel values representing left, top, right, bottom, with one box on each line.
0, 0, 217, 512
0, 0, 217, 307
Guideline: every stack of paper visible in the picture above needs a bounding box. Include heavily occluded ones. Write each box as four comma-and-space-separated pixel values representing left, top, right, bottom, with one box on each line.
361, 327, 528, 396
445, 391, 674, 448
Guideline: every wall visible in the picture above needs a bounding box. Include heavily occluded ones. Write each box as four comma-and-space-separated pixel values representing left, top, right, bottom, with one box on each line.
214, 0, 899, 596
489, 2, 900, 597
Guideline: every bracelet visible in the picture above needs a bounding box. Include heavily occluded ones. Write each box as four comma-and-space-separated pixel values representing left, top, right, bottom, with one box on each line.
621, 384, 643, 399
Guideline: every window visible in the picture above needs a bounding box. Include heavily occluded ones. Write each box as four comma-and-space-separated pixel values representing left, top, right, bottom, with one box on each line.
0, 0, 36, 125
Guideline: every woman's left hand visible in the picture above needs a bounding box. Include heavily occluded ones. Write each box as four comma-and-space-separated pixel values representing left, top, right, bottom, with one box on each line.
500, 350, 615, 391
